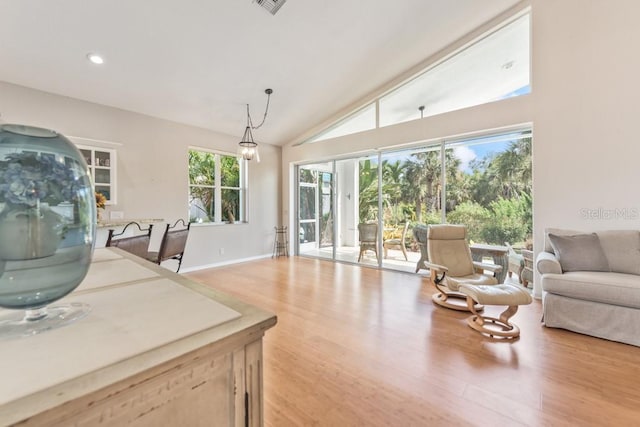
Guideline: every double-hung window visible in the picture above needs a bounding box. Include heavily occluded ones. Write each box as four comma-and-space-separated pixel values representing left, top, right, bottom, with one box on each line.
188, 148, 245, 223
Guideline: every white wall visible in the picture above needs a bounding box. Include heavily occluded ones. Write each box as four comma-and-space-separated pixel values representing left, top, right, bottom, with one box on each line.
0, 81, 281, 271
531, 0, 640, 296
283, 0, 640, 299
335, 160, 358, 247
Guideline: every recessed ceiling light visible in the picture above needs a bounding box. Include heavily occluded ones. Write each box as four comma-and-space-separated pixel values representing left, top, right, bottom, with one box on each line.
87, 53, 104, 65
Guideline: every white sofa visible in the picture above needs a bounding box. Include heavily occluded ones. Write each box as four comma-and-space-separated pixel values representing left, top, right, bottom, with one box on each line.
536, 228, 640, 346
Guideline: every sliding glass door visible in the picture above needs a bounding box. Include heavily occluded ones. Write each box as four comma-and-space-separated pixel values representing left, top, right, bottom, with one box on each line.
294, 129, 532, 276
297, 156, 379, 265
379, 144, 442, 272
444, 132, 532, 247
297, 163, 334, 259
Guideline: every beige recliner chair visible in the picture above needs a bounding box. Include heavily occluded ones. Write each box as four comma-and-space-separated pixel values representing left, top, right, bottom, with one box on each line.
425, 224, 501, 311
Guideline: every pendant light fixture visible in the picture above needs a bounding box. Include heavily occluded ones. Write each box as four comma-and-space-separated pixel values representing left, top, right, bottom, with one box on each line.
238, 88, 273, 162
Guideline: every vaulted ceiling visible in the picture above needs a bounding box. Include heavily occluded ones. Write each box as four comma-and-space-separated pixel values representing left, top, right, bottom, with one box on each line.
0, 0, 521, 145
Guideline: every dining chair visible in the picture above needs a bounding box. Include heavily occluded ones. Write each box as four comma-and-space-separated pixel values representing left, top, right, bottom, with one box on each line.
146, 219, 191, 272
106, 222, 153, 259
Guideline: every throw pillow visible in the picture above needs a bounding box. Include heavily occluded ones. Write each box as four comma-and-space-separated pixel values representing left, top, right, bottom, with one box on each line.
548, 233, 611, 273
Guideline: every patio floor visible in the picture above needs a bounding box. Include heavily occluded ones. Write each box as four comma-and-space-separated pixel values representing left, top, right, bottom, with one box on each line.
299, 245, 527, 288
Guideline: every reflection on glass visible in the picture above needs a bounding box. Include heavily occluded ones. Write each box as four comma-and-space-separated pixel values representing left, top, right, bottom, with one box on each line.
220, 155, 240, 187
95, 169, 110, 184
0, 124, 95, 337
189, 187, 214, 223
221, 189, 240, 223
299, 168, 317, 183
299, 187, 316, 220
80, 149, 91, 165
95, 151, 110, 167
300, 222, 315, 244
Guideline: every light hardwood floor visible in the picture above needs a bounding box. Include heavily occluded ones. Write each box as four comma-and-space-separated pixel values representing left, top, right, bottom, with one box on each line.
187, 257, 640, 426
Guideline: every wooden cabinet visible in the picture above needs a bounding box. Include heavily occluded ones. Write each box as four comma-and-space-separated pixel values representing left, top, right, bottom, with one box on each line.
14, 336, 266, 426
77, 146, 117, 205
0, 248, 276, 426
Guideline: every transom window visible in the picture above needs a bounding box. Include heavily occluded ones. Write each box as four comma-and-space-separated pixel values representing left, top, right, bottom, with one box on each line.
188, 149, 245, 223
304, 12, 530, 143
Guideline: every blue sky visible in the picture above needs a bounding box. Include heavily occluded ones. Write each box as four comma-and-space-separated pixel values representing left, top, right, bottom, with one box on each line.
382, 139, 512, 174
455, 140, 510, 173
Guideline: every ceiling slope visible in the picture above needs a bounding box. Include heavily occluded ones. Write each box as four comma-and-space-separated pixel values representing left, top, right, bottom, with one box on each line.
0, 0, 520, 145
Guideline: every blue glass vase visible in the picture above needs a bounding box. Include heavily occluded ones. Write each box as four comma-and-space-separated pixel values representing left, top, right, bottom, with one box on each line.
0, 124, 96, 337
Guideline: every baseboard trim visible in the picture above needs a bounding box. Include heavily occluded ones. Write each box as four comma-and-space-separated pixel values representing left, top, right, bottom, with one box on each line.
180, 253, 273, 273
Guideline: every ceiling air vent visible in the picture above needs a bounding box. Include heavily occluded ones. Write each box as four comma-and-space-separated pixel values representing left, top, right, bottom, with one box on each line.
255, 0, 286, 15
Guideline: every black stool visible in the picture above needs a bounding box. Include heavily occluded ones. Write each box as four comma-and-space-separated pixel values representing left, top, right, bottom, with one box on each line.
273, 226, 289, 258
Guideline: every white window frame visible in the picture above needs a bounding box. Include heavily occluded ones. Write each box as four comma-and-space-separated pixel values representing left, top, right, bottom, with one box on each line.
188, 147, 246, 224
76, 144, 117, 205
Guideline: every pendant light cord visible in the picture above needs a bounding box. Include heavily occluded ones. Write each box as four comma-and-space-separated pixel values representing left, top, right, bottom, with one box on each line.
248, 89, 272, 130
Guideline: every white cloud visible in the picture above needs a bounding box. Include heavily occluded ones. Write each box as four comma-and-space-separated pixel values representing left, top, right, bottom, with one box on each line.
453, 146, 476, 172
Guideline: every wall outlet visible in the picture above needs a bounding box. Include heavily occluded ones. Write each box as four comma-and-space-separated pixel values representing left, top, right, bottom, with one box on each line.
219, 248, 225, 255
110, 211, 124, 219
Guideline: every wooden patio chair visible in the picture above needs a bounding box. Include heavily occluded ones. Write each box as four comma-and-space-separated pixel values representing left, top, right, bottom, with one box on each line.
383, 222, 410, 260
357, 222, 379, 262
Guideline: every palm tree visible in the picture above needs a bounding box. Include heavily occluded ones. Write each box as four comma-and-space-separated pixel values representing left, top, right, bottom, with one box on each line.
486, 137, 532, 200
445, 168, 471, 212
381, 160, 406, 224
466, 137, 531, 208
358, 159, 379, 222
403, 150, 441, 222
403, 149, 462, 221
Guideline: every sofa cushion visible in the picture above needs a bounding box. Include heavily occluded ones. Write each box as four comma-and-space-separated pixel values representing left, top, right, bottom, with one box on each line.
542, 271, 640, 309
544, 228, 582, 253
548, 233, 610, 272
596, 230, 640, 275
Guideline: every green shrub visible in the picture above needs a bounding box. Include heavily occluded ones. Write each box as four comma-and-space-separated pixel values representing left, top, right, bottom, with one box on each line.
480, 197, 529, 244
446, 201, 491, 242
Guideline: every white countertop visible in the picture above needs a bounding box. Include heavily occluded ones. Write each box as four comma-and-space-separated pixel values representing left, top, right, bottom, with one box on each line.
0, 248, 276, 425
97, 218, 164, 228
